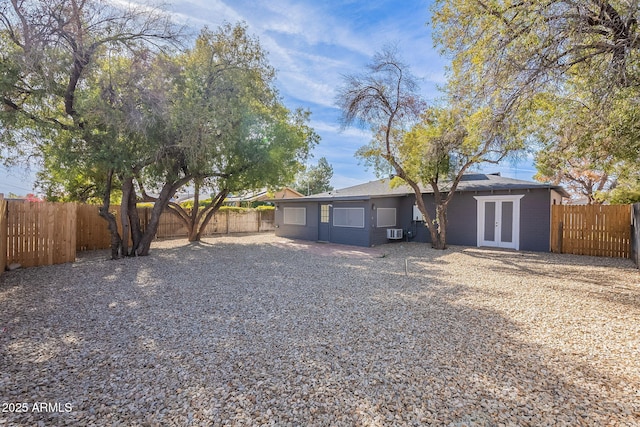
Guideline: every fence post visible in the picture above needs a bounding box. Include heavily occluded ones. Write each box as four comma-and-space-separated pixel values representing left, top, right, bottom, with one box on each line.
0, 194, 6, 275
558, 221, 563, 254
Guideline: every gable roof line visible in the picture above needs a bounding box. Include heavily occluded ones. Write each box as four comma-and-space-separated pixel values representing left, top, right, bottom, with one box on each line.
275, 173, 570, 201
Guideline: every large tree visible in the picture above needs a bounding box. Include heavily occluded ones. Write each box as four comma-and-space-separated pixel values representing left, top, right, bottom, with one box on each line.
34, 23, 317, 251
337, 48, 523, 249
0, 0, 182, 258
432, 1, 640, 185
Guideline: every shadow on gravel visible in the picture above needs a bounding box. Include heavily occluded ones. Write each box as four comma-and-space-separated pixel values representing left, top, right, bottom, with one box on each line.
1, 238, 638, 426
461, 248, 640, 310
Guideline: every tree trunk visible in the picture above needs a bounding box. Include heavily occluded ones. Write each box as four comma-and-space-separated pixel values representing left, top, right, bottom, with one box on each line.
120, 176, 133, 256
187, 180, 201, 242
136, 177, 191, 256
165, 187, 229, 243
193, 189, 229, 241
127, 185, 143, 254
431, 204, 448, 250
98, 169, 123, 259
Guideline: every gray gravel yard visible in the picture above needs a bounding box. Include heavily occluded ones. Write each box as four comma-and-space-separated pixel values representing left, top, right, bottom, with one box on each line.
1, 233, 639, 426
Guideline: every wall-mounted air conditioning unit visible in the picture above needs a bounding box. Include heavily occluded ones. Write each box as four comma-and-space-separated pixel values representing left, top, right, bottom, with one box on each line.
387, 228, 403, 240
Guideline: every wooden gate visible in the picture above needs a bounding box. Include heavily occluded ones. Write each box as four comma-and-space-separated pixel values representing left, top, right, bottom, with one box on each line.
551, 204, 632, 258
6, 200, 77, 267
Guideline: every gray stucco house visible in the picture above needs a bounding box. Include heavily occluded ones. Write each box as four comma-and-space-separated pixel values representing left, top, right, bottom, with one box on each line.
273, 173, 569, 251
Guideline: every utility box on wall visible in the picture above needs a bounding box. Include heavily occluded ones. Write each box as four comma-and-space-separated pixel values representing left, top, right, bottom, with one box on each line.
412, 205, 424, 222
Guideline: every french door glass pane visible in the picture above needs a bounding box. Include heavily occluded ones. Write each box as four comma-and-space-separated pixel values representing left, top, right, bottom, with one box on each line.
484, 202, 496, 241
501, 201, 513, 243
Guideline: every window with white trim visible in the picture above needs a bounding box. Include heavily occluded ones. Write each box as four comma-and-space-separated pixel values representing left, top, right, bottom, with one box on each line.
376, 208, 396, 227
333, 207, 365, 228
283, 207, 306, 225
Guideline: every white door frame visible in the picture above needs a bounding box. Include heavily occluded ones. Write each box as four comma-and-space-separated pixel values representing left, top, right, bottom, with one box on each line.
474, 195, 524, 250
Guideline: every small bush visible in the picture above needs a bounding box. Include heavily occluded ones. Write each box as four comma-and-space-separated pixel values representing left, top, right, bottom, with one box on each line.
219, 206, 249, 213
180, 198, 213, 210
256, 205, 275, 212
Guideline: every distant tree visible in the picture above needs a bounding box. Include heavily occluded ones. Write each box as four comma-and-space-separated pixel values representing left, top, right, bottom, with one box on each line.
337, 48, 523, 249
532, 89, 617, 204
294, 157, 334, 195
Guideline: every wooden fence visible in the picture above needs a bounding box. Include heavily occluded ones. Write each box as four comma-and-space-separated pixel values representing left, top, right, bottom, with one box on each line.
5, 200, 77, 268
0, 195, 7, 275
77, 206, 275, 249
1, 201, 275, 270
551, 204, 632, 258
632, 203, 640, 268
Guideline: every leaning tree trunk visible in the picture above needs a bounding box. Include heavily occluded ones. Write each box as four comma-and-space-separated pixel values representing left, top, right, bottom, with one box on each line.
136, 177, 191, 256
166, 188, 230, 242
192, 189, 229, 241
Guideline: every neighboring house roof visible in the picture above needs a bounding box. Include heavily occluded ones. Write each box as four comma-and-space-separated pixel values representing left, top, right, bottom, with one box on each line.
276, 173, 570, 202
227, 186, 303, 204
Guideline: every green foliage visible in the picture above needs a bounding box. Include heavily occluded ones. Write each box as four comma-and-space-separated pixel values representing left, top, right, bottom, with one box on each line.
255, 205, 275, 212
179, 198, 213, 210
293, 157, 334, 195
219, 206, 249, 213
432, 0, 640, 205
608, 188, 640, 205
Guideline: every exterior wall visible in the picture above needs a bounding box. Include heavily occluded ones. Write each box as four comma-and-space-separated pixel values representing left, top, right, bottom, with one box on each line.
518, 189, 554, 252
329, 201, 371, 247
398, 189, 553, 252
274, 201, 319, 242
370, 197, 405, 246
276, 188, 555, 251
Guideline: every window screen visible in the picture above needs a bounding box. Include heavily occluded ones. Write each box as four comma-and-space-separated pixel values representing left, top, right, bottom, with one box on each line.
333, 207, 365, 228
376, 208, 396, 227
283, 207, 306, 225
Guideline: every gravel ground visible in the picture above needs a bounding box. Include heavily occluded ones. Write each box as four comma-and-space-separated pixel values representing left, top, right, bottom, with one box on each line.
1, 233, 639, 426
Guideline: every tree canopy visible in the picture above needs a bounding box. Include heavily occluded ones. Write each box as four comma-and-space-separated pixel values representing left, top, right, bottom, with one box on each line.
1, 1, 317, 256
432, 0, 640, 204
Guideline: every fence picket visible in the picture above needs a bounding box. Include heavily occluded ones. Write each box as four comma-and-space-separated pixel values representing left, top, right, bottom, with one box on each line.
551, 204, 631, 258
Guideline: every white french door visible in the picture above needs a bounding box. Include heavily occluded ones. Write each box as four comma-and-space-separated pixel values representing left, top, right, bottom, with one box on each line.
474, 195, 524, 250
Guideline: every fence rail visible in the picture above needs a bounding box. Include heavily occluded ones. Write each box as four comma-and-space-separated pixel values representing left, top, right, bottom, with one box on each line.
2, 201, 275, 270
551, 204, 632, 258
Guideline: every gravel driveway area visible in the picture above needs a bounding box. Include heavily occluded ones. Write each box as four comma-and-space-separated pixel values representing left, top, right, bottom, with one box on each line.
1, 233, 639, 426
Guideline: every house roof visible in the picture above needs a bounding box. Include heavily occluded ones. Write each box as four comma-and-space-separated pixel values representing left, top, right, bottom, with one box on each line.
276, 173, 570, 202
227, 186, 304, 203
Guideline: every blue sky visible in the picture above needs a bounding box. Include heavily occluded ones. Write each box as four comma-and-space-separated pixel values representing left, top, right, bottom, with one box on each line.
0, 0, 536, 196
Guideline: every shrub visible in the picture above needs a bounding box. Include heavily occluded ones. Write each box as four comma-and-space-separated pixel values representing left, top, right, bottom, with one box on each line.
256, 205, 275, 212
219, 206, 249, 213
